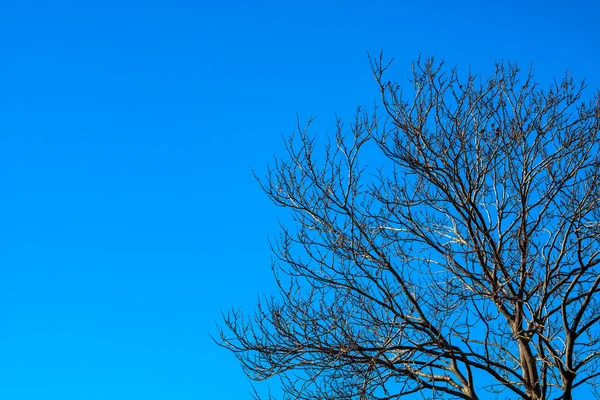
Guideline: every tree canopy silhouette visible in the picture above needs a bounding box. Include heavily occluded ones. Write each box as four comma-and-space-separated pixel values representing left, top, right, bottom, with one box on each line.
218, 54, 600, 400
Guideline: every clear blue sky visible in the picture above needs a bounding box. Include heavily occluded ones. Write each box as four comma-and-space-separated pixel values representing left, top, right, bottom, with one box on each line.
0, 0, 599, 399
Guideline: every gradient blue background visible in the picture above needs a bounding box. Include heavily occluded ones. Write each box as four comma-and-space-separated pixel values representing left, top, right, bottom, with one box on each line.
0, 0, 599, 398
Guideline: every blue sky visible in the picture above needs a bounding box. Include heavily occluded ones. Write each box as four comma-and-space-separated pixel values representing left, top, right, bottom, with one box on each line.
0, 0, 599, 399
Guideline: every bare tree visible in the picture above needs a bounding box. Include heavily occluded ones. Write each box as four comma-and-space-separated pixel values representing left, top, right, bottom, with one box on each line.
218, 54, 600, 400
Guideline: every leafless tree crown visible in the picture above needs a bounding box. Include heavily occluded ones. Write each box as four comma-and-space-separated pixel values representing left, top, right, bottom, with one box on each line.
219, 54, 600, 400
